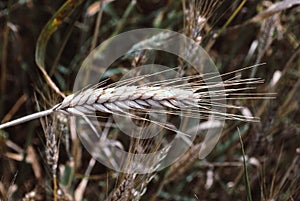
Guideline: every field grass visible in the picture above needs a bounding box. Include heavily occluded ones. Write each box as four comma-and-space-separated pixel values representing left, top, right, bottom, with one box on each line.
0, 0, 299, 200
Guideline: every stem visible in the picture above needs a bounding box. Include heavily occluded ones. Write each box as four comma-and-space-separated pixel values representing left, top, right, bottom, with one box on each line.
217, 0, 247, 36
53, 175, 57, 201
0, 109, 54, 130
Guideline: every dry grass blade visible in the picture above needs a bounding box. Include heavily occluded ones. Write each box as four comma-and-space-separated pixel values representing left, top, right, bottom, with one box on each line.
74, 158, 96, 201
35, 0, 83, 98
1, 94, 28, 124
1, 15, 9, 94
249, 0, 300, 23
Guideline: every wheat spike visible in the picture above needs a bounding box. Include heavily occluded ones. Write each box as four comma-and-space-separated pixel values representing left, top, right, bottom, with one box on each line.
184, 0, 219, 44
0, 65, 274, 131
45, 122, 59, 176
105, 174, 136, 201
44, 120, 59, 201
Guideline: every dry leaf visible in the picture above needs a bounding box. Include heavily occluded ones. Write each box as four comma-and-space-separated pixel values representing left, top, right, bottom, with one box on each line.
250, 0, 300, 23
